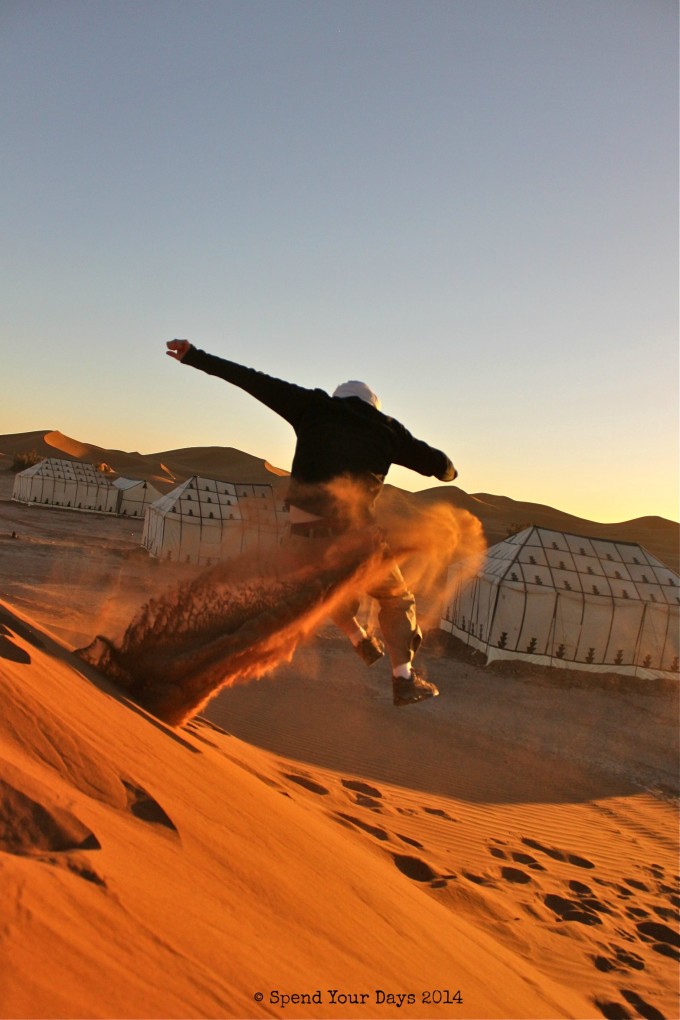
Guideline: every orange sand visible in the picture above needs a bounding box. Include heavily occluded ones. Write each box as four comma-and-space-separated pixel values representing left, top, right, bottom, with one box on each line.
0, 435, 677, 1019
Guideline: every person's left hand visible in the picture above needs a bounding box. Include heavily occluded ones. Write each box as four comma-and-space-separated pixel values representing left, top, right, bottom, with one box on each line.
166, 339, 191, 361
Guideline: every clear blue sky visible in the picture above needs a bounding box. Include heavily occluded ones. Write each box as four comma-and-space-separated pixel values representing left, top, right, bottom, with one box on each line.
2, 0, 677, 523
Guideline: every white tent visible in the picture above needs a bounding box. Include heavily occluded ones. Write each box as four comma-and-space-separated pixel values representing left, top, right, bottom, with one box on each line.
142, 475, 289, 565
440, 526, 679, 680
113, 477, 163, 518
12, 458, 119, 514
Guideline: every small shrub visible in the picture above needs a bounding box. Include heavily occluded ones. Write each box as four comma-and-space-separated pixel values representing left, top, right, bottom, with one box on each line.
11, 450, 42, 472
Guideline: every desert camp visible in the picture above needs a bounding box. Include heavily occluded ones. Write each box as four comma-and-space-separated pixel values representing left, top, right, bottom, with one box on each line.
141, 474, 288, 564
12, 457, 290, 565
12, 457, 163, 519
441, 526, 679, 680
12, 456, 120, 514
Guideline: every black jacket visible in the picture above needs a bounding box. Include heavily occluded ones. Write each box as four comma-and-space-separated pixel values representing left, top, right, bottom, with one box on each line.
183, 347, 456, 525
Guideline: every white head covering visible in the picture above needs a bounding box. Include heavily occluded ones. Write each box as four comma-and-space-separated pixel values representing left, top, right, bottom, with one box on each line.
332, 380, 381, 410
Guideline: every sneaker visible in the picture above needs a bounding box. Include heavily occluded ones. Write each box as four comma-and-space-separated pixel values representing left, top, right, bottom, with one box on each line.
392, 669, 439, 707
354, 634, 385, 666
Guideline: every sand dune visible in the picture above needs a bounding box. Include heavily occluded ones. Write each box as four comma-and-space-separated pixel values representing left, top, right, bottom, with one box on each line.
1, 599, 677, 1020
1, 429, 288, 492
0, 434, 678, 1018
2, 430, 676, 571
43, 429, 94, 461
407, 487, 679, 575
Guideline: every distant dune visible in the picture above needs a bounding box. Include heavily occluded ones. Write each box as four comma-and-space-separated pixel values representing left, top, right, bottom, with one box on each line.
0, 428, 289, 492
2, 428, 677, 571
404, 485, 679, 574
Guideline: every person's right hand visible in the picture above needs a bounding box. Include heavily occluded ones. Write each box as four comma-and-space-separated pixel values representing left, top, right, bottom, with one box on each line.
166, 339, 191, 361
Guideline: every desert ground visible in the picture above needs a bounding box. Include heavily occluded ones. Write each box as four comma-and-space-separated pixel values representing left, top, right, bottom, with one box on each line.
0, 434, 678, 1020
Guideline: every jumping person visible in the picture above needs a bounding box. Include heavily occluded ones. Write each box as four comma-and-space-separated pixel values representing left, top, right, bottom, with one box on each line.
166, 339, 457, 706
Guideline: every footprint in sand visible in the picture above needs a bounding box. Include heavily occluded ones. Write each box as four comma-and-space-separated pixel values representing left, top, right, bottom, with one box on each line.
392, 853, 439, 883
552, 880, 614, 924
570, 884, 613, 917
341, 779, 382, 798
592, 943, 645, 973
593, 998, 631, 1020
544, 892, 604, 926
620, 988, 665, 1020
0, 776, 101, 856
282, 772, 330, 796
488, 845, 546, 873
341, 780, 383, 810
595, 989, 666, 1020
336, 813, 390, 841
635, 920, 680, 961
625, 906, 649, 919
423, 806, 457, 820
623, 876, 650, 892
353, 794, 382, 810
512, 850, 546, 871
331, 808, 448, 889
501, 866, 533, 885
652, 904, 678, 923
397, 833, 424, 849
0, 775, 106, 886
462, 870, 496, 887
476, 855, 537, 889
522, 836, 594, 870
122, 781, 178, 832
41, 852, 107, 887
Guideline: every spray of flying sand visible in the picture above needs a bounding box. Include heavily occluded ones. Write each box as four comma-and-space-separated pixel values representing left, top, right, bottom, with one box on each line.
78, 497, 485, 726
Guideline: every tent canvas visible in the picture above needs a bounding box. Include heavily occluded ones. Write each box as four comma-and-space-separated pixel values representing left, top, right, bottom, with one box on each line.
12, 458, 119, 514
113, 477, 163, 518
440, 526, 679, 681
142, 475, 289, 565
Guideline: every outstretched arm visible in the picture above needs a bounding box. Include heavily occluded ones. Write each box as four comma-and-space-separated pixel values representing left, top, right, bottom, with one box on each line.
164, 339, 313, 427
391, 419, 457, 482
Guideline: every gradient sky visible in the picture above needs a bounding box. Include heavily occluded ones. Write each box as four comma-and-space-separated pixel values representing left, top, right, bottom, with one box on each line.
2, 0, 677, 523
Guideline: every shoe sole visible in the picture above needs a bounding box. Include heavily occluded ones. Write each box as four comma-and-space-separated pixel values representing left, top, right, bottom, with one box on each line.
393, 686, 439, 707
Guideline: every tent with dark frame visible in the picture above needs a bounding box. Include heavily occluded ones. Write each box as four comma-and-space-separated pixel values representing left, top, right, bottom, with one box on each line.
440, 526, 679, 681
12, 457, 119, 514
141, 474, 289, 566
12, 457, 162, 518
